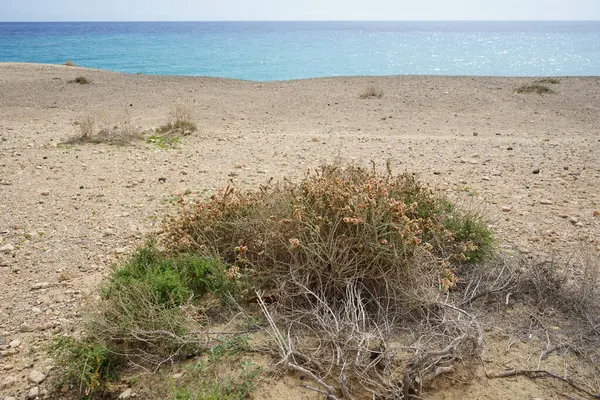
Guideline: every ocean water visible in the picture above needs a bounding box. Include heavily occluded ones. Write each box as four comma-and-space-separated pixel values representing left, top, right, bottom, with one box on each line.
0, 21, 599, 81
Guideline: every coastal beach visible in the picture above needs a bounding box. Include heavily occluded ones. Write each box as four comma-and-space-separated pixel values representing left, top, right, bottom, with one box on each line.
1, 62, 599, 399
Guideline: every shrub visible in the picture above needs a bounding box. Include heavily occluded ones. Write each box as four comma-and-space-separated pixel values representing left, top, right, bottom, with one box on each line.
158, 103, 197, 135
515, 84, 555, 94
68, 76, 90, 84
359, 85, 384, 99
164, 165, 494, 311
64, 60, 76, 67
48, 336, 119, 396
535, 77, 561, 84
64, 113, 142, 145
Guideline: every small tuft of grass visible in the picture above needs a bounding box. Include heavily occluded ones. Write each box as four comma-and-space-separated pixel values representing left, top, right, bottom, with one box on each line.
534, 77, 561, 85
171, 362, 260, 400
63, 113, 142, 146
64, 60, 76, 67
148, 104, 197, 148
146, 134, 181, 149
515, 84, 555, 94
359, 85, 384, 99
68, 76, 91, 84
158, 103, 198, 135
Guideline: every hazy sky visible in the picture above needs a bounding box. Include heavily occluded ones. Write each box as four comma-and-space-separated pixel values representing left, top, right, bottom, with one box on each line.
1, 0, 599, 21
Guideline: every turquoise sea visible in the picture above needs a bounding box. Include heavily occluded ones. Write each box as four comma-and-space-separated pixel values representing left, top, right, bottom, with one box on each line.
0, 21, 599, 80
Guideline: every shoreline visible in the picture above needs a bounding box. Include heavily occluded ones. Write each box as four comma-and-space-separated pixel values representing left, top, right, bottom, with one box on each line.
2, 62, 599, 82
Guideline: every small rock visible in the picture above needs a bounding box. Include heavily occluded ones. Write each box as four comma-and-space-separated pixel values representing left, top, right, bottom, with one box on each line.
507, 147, 513, 151
102, 228, 114, 237
40, 191, 50, 196
4, 363, 14, 370
569, 216, 579, 225
114, 247, 127, 255
172, 373, 183, 380
472, 132, 478, 136
119, 388, 133, 399
433, 171, 442, 175
31, 307, 42, 314
0, 255, 10, 266
28, 369, 47, 384
533, 169, 540, 174
502, 206, 512, 212
8, 339, 21, 348
482, 176, 490, 181
26, 386, 39, 399
539, 200, 553, 205
0, 376, 17, 390
593, 210, 599, 217
180, 170, 188, 175
31, 282, 51, 290
0, 244, 14, 253
19, 323, 35, 332
158, 177, 167, 183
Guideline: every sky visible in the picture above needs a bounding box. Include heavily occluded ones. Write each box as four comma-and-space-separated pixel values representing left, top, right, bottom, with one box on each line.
1, 0, 599, 21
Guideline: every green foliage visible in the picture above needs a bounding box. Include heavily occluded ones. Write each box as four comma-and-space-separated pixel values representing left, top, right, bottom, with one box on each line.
105, 243, 243, 307
48, 336, 119, 396
171, 361, 260, 400
209, 335, 250, 363
516, 84, 555, 94
146, 134, 181, 149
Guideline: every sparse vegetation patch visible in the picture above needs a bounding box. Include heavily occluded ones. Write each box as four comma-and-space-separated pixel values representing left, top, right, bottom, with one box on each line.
359, 85, 384, 99
68, 76, 91, 84
515, 83, 555, 94
62, 113, 142, 145
535, 77, 561, 84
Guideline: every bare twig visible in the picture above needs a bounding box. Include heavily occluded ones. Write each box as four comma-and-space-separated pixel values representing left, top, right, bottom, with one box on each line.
486, 369, 600, 399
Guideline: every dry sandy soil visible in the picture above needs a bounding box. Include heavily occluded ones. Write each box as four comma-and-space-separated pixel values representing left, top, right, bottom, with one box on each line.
0, 63, 599, 399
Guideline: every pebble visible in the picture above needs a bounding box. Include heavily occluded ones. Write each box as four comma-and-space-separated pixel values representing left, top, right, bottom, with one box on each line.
102, 228, 115, 237
31, 282, 51, 290
172, 373, 183, 380
114, 247, 127, 255
8, 339, 21, 348
594, 210, 599, 217
502, 206, 513, 212
0, 255, 9, 266
26, 386, 39, 399
0, 244, 14, 253
19, 323, 35, 333
539, 200, 553, 205
532, 169, 540, 174
119, 388, 134, 399
40, 191, 50, 196
0, 376, 17, 390
482, 176, 490, 181
28, 370, 46, 384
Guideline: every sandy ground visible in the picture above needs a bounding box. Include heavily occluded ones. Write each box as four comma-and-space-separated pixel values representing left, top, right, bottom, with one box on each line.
0, 63, 599, 399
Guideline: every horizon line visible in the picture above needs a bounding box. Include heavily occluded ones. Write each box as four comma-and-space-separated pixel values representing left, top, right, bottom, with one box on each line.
2, 19, 600, 23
